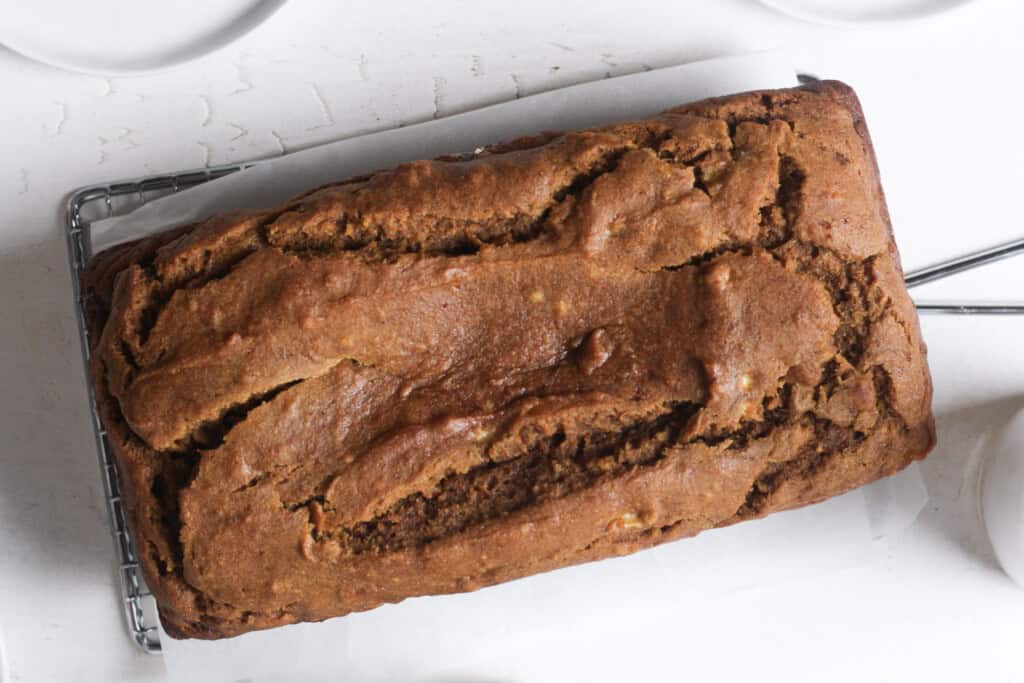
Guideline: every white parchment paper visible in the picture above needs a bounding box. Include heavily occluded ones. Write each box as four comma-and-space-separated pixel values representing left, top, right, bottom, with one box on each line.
91, 52, 928, 681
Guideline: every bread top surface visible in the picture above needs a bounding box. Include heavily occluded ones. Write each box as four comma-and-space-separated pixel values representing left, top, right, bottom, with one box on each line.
85, 81, 933, 638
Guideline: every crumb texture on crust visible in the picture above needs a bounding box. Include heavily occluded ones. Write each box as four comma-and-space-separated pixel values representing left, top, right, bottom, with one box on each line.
83, 81, 934, 639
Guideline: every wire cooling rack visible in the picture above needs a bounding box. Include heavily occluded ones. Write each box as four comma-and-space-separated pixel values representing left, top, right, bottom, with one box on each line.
63, 155, 1024, 655
64, 162, 259, 655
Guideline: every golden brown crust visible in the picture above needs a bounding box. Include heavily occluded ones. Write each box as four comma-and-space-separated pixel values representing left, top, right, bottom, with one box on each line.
83, 81, 935, 639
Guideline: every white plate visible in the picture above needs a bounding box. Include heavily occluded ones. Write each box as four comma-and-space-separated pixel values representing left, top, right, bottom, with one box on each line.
760, 0, 978, 26
982, 407, 1024, 589
0, 0, 286, 75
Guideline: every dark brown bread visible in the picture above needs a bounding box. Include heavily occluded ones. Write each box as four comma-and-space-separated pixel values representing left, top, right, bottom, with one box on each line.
83, 81, 934, 639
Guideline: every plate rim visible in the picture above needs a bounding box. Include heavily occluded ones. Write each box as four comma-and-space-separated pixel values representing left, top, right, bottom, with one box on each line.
759, 0, 979, 27
0, 0, 287, 76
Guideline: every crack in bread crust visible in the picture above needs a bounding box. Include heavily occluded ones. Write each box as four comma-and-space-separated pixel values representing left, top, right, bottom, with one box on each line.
82, 81, 935, 639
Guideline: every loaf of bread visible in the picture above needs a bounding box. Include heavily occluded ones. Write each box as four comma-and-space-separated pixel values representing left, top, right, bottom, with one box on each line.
83, 80, 934, 639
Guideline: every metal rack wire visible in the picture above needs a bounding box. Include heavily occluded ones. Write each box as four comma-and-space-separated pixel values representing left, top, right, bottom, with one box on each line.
905, 237, 1024, 314
64, 162, 257, 655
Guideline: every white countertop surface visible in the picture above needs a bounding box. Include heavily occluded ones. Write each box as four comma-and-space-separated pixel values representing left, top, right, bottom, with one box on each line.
1, 1, 1023, 681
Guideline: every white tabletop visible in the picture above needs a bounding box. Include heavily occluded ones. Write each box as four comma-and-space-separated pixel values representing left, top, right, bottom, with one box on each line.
1, 1, 1023, 681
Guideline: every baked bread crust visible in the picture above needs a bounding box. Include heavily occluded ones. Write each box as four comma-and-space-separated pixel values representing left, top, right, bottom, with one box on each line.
83, 81, 934, 639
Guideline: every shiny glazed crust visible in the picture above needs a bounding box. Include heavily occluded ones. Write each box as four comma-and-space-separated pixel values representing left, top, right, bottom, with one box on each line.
83, 81, 935, 639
